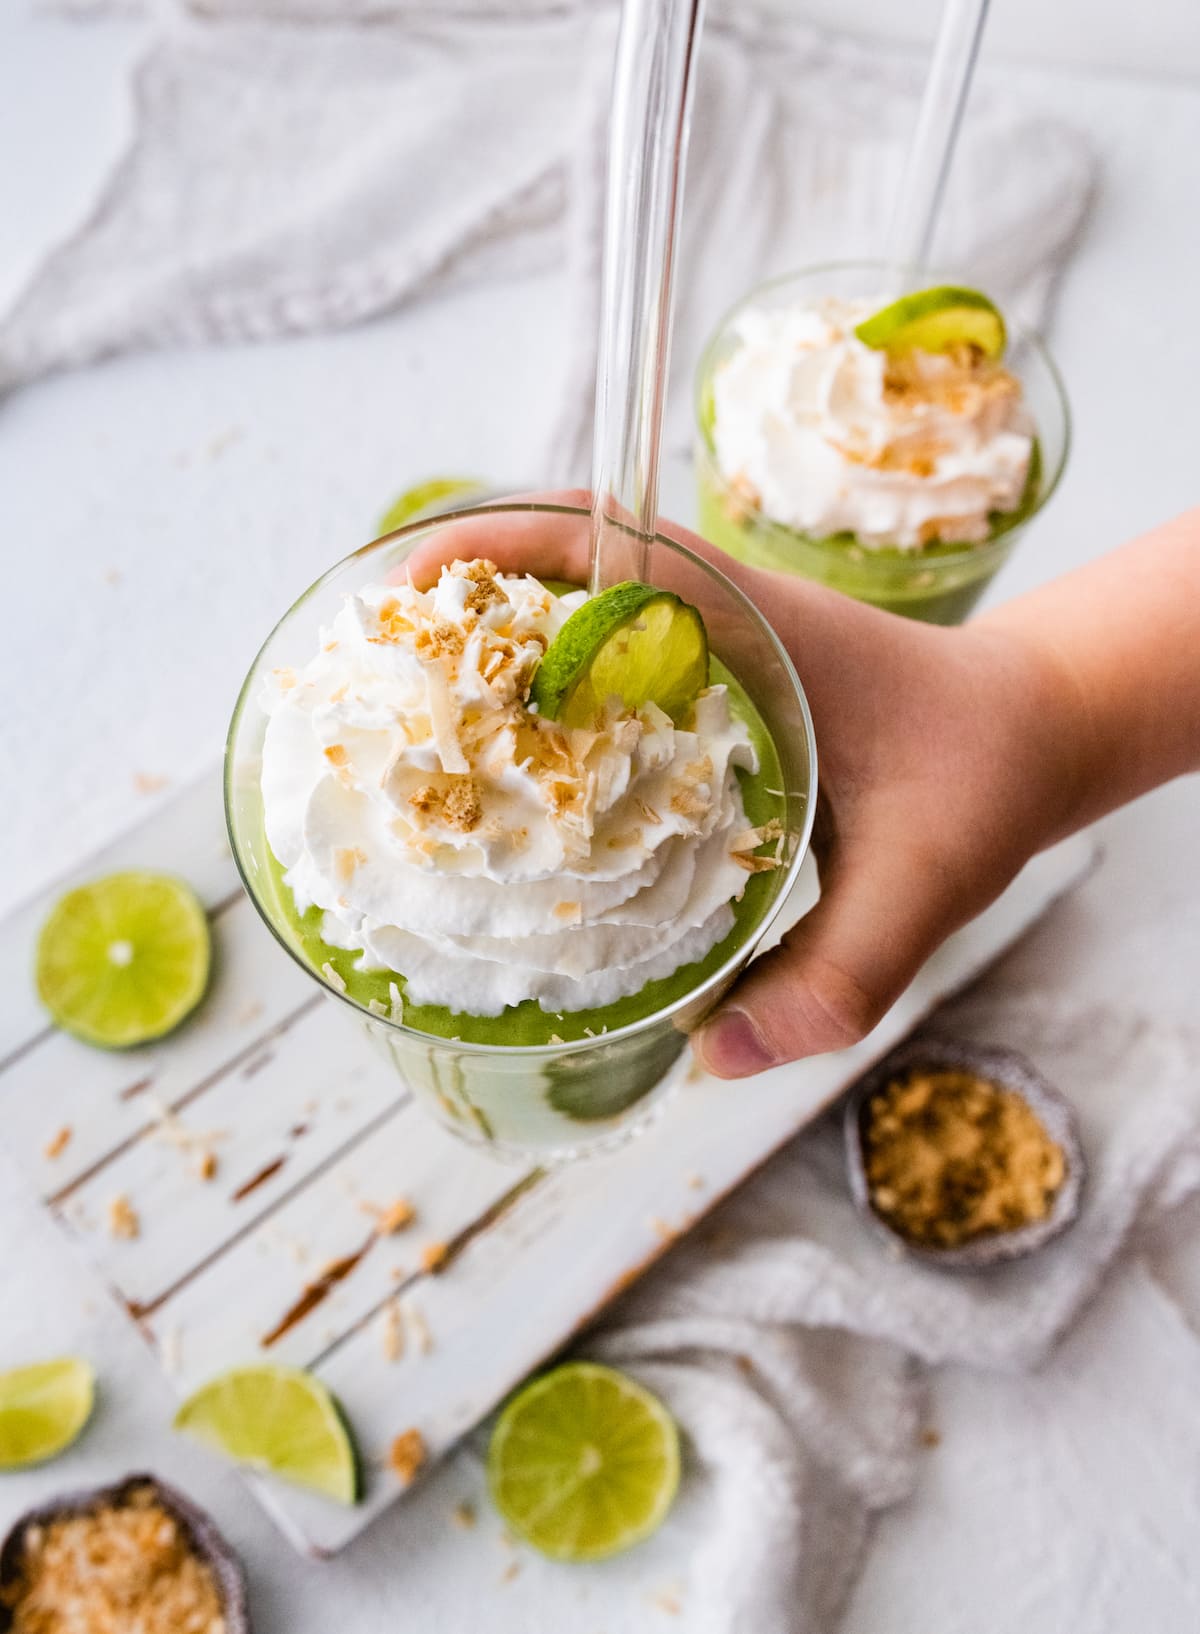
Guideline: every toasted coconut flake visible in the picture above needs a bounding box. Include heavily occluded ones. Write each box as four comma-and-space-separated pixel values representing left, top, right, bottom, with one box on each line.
730, 818, 785, 854
389, 981, 405, 1024
731, 851, 782, 873
606, 829, 643, 851
669, 786, 709, 821
196, 1150, 218, 1182
323, 744, 348, 767
684, 756, 714, 783
553, 900, 582, 922
43, 1126, 72, 1161
388, 1428, 427, 1486
406, 1302, 434, 1354
321, 961, 347, 994
334, 845, 367, 881
382, 1300, 405, 1362
368, 998, 389, 1018
636, 797, 662, 826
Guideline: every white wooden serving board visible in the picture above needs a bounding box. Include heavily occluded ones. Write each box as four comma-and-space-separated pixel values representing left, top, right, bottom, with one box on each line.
0, 773, 1094, 1556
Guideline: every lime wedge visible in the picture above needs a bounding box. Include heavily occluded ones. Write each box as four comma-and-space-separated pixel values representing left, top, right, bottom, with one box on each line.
487, 1362, 680, 1561
854, 285, 1006, 360
35, 871, 211, 1050
377, 476, 487, 536
174, 1365, 360, 1505
530, 583, 708, 730
0, 1358, 95, 1469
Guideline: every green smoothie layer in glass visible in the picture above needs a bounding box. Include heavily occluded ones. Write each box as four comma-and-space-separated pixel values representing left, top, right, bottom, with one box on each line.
693, 267, 1070, 626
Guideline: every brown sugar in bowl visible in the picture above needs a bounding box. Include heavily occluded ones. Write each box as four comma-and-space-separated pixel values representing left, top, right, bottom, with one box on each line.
844, 1037, 1085, 1270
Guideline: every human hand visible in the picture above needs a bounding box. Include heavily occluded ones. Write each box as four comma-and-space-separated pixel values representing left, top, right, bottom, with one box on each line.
403, 489, 1092, 1077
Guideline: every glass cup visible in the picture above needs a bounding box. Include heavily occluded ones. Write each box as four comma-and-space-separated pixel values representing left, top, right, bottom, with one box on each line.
694, 261, 1071, 625
226, 501, 817, 1161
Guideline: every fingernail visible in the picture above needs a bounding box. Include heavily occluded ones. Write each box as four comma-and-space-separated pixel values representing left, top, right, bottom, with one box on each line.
695, 1009, 777, 1078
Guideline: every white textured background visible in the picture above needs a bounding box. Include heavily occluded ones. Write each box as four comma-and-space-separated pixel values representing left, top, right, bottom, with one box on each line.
3, 3, 1200, 1630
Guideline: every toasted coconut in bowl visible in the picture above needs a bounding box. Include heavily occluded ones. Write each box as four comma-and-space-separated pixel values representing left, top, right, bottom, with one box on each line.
0, 1473, 249, 1634
844, 1037, 1085, 1270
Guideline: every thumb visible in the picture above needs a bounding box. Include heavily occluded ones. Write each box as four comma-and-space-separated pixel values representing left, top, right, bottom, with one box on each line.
693, 843, 970, 1078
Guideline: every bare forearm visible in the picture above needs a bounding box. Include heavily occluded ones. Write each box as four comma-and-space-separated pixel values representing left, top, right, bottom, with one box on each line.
981, 508, 1200, 839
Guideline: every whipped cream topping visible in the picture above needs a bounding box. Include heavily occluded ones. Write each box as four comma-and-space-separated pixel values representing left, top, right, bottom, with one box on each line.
711, 294, 1034, 550
260, 560, 765, 1018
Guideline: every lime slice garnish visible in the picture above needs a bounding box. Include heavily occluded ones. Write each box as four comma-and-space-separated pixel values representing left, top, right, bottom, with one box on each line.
35, 871, 211, 1050
529, 582, 708, 730
174, 1364, 360, 1505
0, 1358, 95, 1469
487, 1361, 680, 1561
854, 285, 1006, 360
377, 476, 487, 536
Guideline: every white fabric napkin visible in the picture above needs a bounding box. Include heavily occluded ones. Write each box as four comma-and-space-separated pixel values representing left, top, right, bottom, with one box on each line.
5, 6, 1125, 1630
5, 1, 1095, 491
586, 989, 1200, 1633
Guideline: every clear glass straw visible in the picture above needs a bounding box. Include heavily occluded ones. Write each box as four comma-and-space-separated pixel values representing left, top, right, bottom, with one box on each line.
589, 0, 707, 594
885, 0, 991, 292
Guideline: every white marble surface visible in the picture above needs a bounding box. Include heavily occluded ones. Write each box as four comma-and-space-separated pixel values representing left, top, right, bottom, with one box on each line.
3, 6, 1200, 1630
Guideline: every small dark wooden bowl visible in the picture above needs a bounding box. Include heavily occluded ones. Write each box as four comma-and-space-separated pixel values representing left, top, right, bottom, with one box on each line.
844, 1037, 1085, 1271
0, 1473, 250, 1633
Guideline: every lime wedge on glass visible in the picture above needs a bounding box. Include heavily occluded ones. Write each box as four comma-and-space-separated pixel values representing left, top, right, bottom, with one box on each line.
487, 1362, 680, 1561
174, 1365, 360, 1504
377, 476, 487, 536
530, 582, 708, 729
35, 871, 211, 1049
0, 1358, 95, 1469
854, 285, 1006, 360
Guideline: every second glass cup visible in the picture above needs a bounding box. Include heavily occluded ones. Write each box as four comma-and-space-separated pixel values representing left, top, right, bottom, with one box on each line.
694, 262, 1070, 625
226, 501, 816, 1161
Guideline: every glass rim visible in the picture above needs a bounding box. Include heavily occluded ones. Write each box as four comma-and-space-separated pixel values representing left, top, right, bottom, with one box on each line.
224, 499, 819, 1058
693, 257, 1072, 561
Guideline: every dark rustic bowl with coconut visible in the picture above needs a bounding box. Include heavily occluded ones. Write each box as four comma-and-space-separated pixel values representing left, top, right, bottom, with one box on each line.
0, 1473, 250, 1634
844, 1037, 1085, 1270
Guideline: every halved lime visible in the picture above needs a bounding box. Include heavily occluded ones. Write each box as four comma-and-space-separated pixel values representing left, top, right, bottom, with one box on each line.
529, 583, 708, 729
376, 476, 486, 536
0, 1358, 95, 1469
854, 285, 1006, 360
487, 1361, 680, 1561
35, 871, 211, 1049
174, 1364, 360, 1504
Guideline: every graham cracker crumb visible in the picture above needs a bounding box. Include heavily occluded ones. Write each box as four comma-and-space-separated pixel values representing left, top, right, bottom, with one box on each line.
0, 1481, 226, 1633
107, 1194, 140, 1240
388, 1428, 427, 1486
196, 1151, 218, 1182
415, 617, 465, 661
366, 1197, 416, 1236
921, 1427, 942, 1448
863, 1065, 1067, 1248
420, 1241, 450, 1274
323, 744, 348, 767
43, 1127, 72, 1161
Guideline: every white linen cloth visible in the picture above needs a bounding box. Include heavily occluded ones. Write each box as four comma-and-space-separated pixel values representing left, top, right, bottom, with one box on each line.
2, 6, 1151, 1631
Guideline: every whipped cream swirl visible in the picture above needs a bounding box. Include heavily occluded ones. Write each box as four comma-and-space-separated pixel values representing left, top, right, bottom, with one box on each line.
711, 294, 1034, 550
260, 561, 763, 1017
